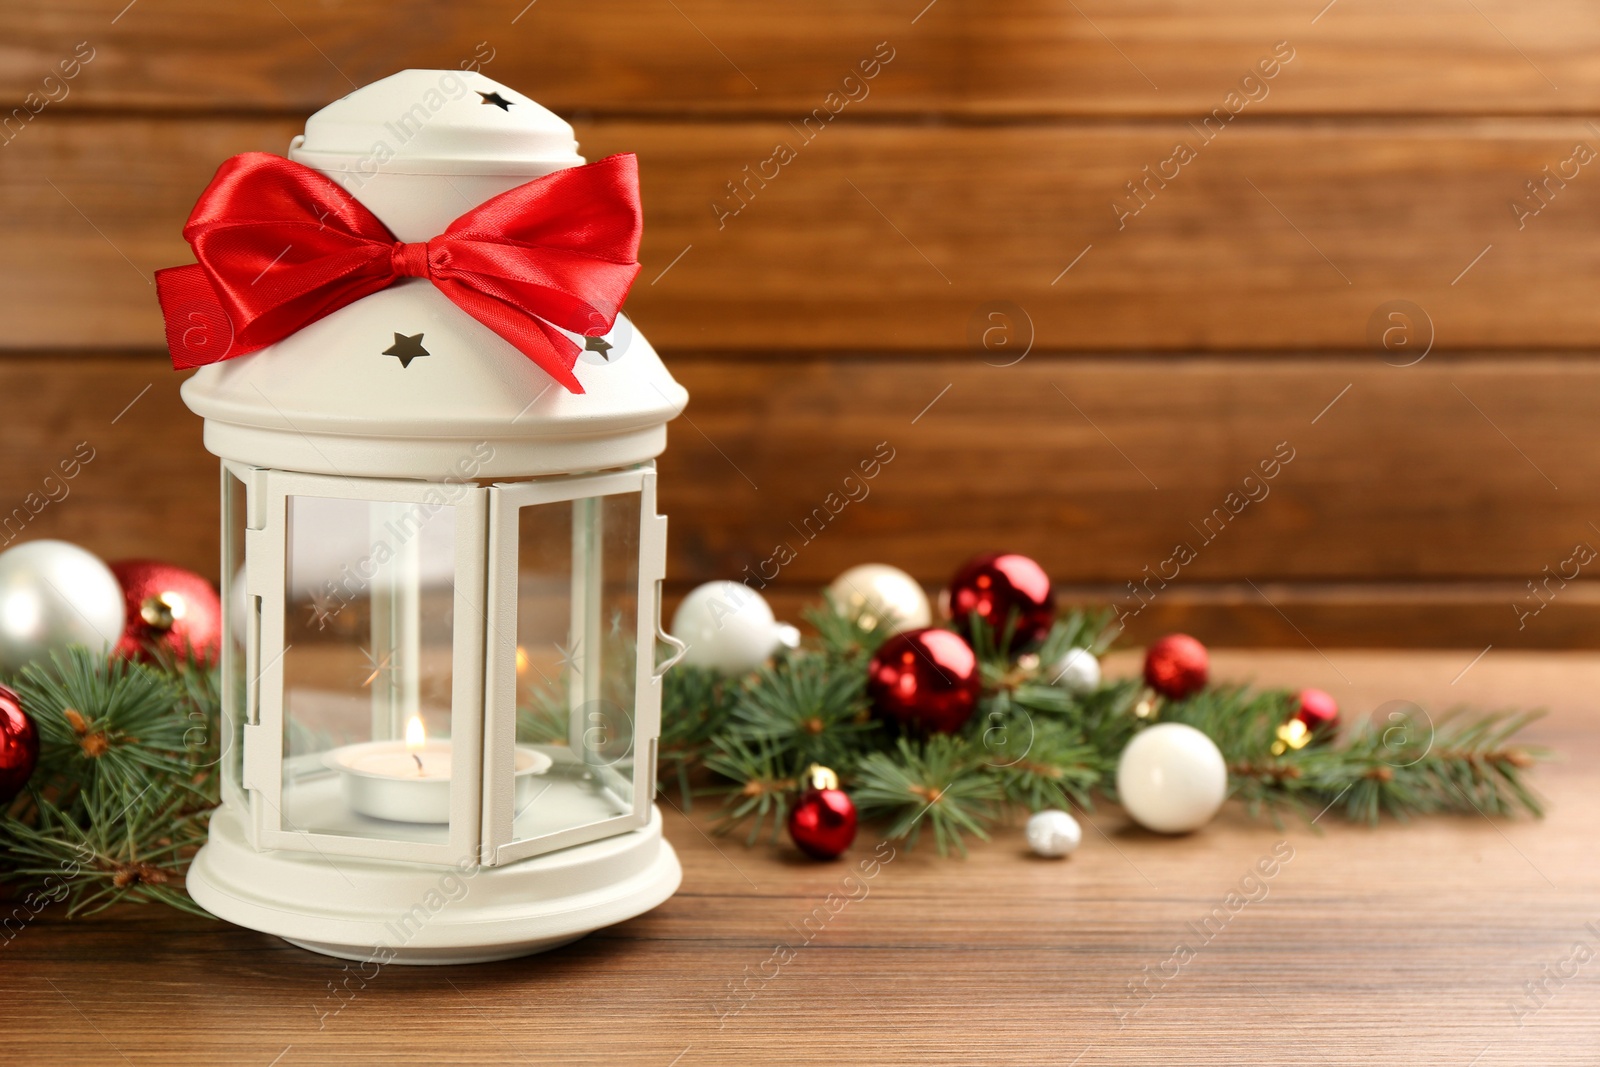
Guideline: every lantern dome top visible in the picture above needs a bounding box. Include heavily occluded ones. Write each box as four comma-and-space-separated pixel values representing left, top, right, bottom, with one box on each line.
291, 68, 584, 178
179, 71, 686, 480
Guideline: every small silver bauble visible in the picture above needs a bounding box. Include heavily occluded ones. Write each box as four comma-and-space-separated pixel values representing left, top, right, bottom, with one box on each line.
0, 539, 125, 674
671, 580, 790, 674
1025, 809, 1082, 857
1049, 647, 1101, 694
826, 563, 931, 634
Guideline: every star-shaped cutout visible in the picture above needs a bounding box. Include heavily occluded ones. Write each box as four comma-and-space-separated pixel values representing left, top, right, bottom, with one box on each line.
477, 90, 514, 111
383, 332, 429, 368
584, 335, 614, 360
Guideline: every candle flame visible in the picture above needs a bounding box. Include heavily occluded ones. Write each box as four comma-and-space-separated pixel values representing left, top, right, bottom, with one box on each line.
405, 715, 426, 750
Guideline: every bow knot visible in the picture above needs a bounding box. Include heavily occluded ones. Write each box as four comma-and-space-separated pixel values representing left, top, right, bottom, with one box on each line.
390, 241, 431, 279
155, 151, 644, 394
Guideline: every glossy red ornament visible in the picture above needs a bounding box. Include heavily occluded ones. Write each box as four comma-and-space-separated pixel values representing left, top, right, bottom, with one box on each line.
1291, 688, 1340, 736
0, 684, 39, 803
867, 627, 981, 734
944, 552, 1055, 650
110, 560, 223, 664
788, 776, 858, 861
1143, 633, 1209, 701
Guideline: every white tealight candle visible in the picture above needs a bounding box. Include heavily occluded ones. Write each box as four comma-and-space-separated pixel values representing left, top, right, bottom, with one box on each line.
346, 744, 454, 780
326, 723, 552, 825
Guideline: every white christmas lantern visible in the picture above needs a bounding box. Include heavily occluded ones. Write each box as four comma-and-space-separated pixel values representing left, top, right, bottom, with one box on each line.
174, 71, 688, 963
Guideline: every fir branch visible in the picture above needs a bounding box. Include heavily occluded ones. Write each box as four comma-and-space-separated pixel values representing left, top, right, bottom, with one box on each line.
1161, 685, 1292, 766
148, 643, 226, 795
2, 787, 211, 918
999, 682, 1075, 717
11, 648, 196, 805
1160, 693, 1548, 824
658, 665, 740, 808
1036, 607, 1119, 661
968, 609, 1118, 677
701, 735, 800, 845
725, 653, 877, 770
0, 647, 220, 918
1070, 679, 1147, 786
802, 593, 894, 663
1315, 708, 1545, 823
853, 736, 1002, 855
965, 611, 1023, 674
983, 717, 1103, 814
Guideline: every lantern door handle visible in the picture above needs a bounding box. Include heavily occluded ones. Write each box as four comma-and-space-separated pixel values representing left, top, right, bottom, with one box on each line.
653, 593, 687, 680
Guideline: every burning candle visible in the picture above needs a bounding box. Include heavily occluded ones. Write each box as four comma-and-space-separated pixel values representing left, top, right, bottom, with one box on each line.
327, 715, 551, 824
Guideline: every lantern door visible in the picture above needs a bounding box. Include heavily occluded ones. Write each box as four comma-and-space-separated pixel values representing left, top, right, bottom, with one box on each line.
242, 469, 488, 866
482, 465, 670, 865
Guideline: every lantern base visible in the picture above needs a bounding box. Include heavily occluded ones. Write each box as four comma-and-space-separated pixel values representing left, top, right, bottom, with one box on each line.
186, 804, 681, 965
277, 932, 585, 965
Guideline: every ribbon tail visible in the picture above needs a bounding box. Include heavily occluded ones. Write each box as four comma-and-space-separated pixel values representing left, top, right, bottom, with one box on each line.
156, 264, 266, 370
437, 282, 586, 394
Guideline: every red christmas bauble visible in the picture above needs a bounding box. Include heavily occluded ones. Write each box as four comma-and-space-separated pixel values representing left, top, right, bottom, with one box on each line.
944, 552, 1055, 650
788, 786, 858, 860
1291, 688, 1340, 736
867, 627, 981, 734
110, 560, 223, 664
1143, 633, 1209, 701
0, 684, 39, 803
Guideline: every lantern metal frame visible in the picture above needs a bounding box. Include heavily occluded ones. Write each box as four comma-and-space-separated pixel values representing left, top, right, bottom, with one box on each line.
219, 459, 680, 865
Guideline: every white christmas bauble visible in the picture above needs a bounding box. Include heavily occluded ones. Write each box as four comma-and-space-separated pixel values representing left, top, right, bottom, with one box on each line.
826, 563, 931, 634
1025, 809, 1082, 857
1115, 723, 1228, 834
1049, 647, 1101, 694
0, 540, 125, 674
671, 581, 787, 674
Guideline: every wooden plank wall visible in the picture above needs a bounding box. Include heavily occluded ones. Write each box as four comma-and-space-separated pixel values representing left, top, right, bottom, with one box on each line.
2, 0, 1597, 648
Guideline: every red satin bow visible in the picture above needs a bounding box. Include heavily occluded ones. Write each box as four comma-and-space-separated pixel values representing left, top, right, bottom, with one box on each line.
155, 151, 644, 393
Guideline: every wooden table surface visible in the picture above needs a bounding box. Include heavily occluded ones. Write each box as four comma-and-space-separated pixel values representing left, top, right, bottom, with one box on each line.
11, 649, 1599, 1066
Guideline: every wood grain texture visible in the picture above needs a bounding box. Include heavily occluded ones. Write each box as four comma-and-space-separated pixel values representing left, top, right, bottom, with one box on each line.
2, 0, 1596, 116
5, 650, 1594, 1066
1, 3, 1595, 652
662, 356, 1596, 587
2, 353, 1596, 649
6, 117, 1600, 351
0, 357, 213, 569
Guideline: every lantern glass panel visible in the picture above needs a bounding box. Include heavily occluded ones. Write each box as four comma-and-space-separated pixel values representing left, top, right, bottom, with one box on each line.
509, 490, 641, 847
278, 494, 461, 844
